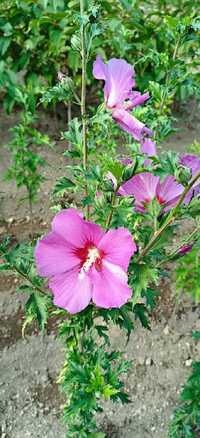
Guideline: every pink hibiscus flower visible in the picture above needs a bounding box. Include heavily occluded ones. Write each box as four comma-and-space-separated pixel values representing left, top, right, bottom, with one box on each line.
140, 138, 157, 167
180, 154, 200, 180
119, 173, 184, 212
141, 138, 157, 157
180, 154, 200, 195
93, 56, 152, 142
35, 209, 136, 314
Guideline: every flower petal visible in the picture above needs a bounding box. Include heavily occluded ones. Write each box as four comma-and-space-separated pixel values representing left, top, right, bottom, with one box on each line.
112, 108, 152, 141
141, 138, 157, 156
83, 221, 105, 246
91, 260, 132, 309
93, 55, 107, 80
52, 208, 85, 246
98, 227, 136, 271
35, 232, 80, 277
180, 154, 200, 187
127, 91, 150, 109
156, 176, 184, 205
105, 59, 135, 108
49, 268, 92, 314
120, 172, 159, 204
180, 154, 200, 177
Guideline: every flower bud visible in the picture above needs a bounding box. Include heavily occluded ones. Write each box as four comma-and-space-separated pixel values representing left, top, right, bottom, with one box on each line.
178, 243, 193, 255
176, 166, 192, 185
102, 178, 115, 192
122, 159, 138, 182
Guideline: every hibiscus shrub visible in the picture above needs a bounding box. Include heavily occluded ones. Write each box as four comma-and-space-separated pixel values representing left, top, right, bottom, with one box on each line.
1, 1, 200, 437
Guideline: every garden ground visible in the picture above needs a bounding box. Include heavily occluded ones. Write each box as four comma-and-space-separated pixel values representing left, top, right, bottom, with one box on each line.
0, 103, 200, 438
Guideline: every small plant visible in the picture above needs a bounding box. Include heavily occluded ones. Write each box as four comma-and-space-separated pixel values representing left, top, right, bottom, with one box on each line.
169, 332, 200, 438
175, 242, 200, 303
5, 87, 51, 235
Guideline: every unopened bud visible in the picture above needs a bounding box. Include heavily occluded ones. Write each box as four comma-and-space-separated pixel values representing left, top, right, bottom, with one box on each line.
178, 243, 193, 255
176, 166, 192, 185
102, 179, 115, 192
122, 159, 138, 181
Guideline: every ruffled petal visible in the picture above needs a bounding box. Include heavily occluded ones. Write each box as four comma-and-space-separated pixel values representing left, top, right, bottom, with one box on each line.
98, 228, 136, 271
52, 208, 85, 246
180, 154, 200, 188
156, 176, 184, 205
49, 268, 92, 314
93, 55, 107, 80
180, 154, 200, 177
83, 221, 105, 246
126, 91, 149, 110
105, 59, 135, 108
112, 108, 152, 141
91, 260, 132, 309
35, 232, 80, 277
120, 172, 159, 204
141, 138, 157, 156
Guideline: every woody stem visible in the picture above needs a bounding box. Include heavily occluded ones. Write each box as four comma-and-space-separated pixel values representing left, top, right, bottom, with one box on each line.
80, 0, 89, 219
106, 191, 118, 229
137, 170, 200, 262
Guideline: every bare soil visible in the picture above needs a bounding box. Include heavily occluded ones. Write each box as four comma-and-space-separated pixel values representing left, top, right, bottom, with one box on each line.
0, 103, 200, 438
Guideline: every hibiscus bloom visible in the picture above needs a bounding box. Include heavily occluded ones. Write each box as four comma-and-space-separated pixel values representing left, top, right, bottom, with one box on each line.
180, 154, 200, 192
93, 56, 152, 142
119, 173, 184, 213
180, 154, 200, 180
140, 138, 157, 167
35, 209, 136, 314
141, 138, 157, 157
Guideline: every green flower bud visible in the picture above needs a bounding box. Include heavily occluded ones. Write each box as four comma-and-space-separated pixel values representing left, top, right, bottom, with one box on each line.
176, 166, 192, 185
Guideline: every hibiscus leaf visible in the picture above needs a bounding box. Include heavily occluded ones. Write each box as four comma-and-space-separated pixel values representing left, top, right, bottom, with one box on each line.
23, 291, 51, 333
133, 303, 151, 329
53, 176, 75, 196
142, 288, 159, 311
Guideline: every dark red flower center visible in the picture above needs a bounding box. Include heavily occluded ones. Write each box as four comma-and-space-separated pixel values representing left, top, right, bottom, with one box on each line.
75, 242, 104, 275
156, 195, 165, 205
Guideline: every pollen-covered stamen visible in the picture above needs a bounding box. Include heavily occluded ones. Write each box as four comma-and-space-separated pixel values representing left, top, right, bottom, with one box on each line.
79, 247, 101, 279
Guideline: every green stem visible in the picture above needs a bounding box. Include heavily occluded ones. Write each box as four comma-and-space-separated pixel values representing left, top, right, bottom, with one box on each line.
155, 35, 181, 139
105, 191, 118, 229
80, 0, 89, 219
73, 326, 79, 348
137, 170, 200, 262
157, 225, 200, 267
11, 263, 48, 296
28, 192, 34, 239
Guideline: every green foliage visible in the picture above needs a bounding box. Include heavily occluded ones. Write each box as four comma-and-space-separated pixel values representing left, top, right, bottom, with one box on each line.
1, 1, 200, 437
0, 0, 199, 113
4, 88, 53, 225
169, 333, 200, 438
40, 76, 76, 106
0, 238, 52, 332
58, 312, 131, 438
175, 243, 200, 303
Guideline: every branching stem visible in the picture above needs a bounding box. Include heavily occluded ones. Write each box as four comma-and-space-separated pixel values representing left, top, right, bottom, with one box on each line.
80, 0, 89, 219
137, 170, 200, 262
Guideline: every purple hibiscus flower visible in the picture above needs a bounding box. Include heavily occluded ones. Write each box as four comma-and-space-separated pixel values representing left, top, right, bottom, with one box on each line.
93, 56, 152, 142
119, 173, 184, 213
180, 154, 200, 194
35, 209, 137, 314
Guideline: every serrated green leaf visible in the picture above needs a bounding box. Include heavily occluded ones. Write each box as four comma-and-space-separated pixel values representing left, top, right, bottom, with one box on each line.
24, 292, 51, 331
53, 176, 75, 195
